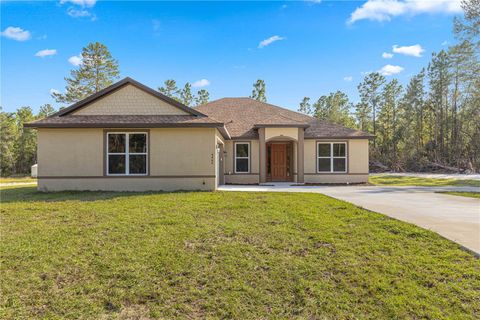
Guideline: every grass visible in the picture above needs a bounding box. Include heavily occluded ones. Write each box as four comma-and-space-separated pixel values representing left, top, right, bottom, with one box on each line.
369, 175, 480, 187
1, 186, 479, 319
0, 177, 37, 184
437, 191, 480, 199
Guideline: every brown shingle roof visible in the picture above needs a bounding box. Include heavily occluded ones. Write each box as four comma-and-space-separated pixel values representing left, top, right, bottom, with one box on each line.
304, 119, 372, 139
196, 98, 373, 139
25, 77, 372, 140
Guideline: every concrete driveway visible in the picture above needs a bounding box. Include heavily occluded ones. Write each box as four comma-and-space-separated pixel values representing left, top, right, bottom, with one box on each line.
370, 172, 480, 180
218, 184, 480, 255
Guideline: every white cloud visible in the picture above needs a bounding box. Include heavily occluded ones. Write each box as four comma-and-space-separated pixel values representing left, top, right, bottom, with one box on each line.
1, 26, 31, 41
392, 44, 424, 57
35, 49, 57, 58
379, 64, 404, 76
343, 76, 353, 82
348, 0, 462, 24
382, 52, 394, 59
306, 0, 322, 3
50, 89, 60, 95
67, 8, 91, 18
441, 40, 449, 46
62, 0, 96, 19
192, 79, 211, 88
68, 54, 83, 66
60, 0, 96, 7
258, 35, 285, 48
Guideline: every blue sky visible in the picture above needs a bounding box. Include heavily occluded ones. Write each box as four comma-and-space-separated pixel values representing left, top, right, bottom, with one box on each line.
1, 0, 461, 113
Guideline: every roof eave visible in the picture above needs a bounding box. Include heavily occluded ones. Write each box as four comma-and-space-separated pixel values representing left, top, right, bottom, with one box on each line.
304, 135, 375, 139
23, 122, 224, 129
253, 124, 310, 129
217, 126, 231, 140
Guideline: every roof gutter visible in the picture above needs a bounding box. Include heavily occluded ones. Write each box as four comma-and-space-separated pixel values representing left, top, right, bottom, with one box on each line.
217, 125, 231, 140
304, 135, 375, 140
24, 121, 233, 139
23, 122, 225, 129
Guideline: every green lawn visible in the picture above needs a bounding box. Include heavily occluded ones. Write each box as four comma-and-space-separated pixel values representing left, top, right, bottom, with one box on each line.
0, 177, 37, 184
1, 186, 479, 319
437, 191, 480, 199
369, 175, 480, 187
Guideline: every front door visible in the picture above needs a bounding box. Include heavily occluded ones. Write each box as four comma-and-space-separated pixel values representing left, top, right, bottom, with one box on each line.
271, 143, 287, 181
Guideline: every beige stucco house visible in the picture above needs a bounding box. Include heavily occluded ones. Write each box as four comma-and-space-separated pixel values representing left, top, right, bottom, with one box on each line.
26, 77, 373, 192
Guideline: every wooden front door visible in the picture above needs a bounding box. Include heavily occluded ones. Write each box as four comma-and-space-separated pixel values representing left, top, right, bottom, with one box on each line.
271, 143, 287, 181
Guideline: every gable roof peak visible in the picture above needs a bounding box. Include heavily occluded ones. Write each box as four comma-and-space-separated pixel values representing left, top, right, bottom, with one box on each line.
52, 77, 206, 118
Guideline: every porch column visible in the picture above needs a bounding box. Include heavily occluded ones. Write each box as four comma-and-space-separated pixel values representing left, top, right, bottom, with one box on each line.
259, 127, 266, 183
297, 128, 304, 183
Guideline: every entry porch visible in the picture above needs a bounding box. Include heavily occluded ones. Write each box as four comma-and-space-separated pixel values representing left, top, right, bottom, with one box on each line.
221, 126, 305, 185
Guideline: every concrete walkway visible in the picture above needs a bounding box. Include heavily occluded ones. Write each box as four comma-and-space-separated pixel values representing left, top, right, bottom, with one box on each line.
218, 184, 480, 255
0, 182, 37, 187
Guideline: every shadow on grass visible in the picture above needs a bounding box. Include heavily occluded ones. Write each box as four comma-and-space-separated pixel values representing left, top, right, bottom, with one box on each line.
0, 186, 170, 204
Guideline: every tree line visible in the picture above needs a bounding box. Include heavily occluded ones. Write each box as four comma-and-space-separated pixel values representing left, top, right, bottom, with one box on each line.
296, 0, 479, 172
1, 0, 477, 175
1, 105, 56, 176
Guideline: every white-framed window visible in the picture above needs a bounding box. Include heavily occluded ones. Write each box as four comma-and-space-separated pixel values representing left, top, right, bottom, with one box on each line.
317, 142, 347, 173
107, 132, 148, 175
234, 142, 250, 173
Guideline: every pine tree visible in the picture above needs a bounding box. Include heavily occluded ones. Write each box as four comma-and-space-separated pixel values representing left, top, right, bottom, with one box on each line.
195, 89, 210, 106
250, 79, 267, 102
180, 83, 194, 107
38, 104, 56, 118
0, 108, 18, 176
357, 72, 386, 148
52, 42, 120, 104
399, 70, 426, 160
158, 79, 180, 101
298, 97, 312, 115
377, 79, 402, 168
14, 107, 37, 174
355, 102, 371, 133
449, 40, 480, 169
454, 0, 480, 46
427, 50, 452, 162
313, 91, 356, 128
158, 80, 210, 107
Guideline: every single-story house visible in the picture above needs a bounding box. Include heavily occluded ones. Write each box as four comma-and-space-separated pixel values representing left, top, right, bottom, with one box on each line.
25, 77, 373, 191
